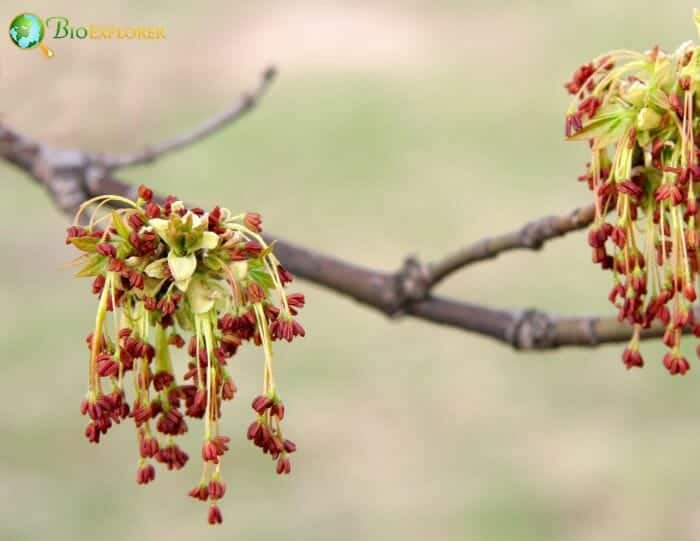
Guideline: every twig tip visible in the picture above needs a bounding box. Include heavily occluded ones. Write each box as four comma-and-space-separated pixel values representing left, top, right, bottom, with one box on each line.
263, 66, 278, 82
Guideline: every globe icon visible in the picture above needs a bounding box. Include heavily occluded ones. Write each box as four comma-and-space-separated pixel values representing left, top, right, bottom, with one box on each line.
9, 13, 45, 50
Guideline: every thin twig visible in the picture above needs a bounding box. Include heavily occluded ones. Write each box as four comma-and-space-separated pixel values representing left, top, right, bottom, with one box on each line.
99, 67, 277, 170
428, 205, 596, 287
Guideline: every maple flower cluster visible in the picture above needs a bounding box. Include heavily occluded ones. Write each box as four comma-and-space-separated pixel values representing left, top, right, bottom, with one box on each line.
66, 185, 304, 525
565, 13, 700, 374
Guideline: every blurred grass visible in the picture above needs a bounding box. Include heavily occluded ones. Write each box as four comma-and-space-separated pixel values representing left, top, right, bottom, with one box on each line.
4, 1, 700, 540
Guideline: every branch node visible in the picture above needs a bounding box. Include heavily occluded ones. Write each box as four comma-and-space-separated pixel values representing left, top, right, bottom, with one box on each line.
506, 309, 558, 350
393, 256, 433, 314
34, 147, 91, 213
519, 222, 547, 250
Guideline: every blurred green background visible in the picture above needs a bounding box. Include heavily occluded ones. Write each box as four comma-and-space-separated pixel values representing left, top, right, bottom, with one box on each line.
3, 1, 700, 539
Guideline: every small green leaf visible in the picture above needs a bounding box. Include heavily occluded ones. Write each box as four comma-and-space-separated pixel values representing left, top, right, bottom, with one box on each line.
249, 268, 274, 291
567, 105, 635, 143
116, 242, 132, 260
247, 258, 264, 270
70, 236, 100, 253
75, 254, 107, 277
111, 211, 131, 239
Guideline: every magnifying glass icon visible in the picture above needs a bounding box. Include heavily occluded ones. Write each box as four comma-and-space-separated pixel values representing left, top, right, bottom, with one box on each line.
9, 13, 54, 58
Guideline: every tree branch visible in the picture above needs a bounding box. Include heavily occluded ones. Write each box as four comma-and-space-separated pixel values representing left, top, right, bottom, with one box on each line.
98, 67, 277, 170
428, 205, 596, 287
0, 68, 652, 351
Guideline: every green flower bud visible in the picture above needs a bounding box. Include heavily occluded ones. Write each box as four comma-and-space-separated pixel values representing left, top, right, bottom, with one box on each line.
636, 107, 662, 131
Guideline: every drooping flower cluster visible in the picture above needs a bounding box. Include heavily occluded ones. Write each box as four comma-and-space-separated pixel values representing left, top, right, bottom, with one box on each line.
565, 13, 700, 374
66, 185, 304, 524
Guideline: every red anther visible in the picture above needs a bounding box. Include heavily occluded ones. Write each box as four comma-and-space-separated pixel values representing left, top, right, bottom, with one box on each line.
136, 463, 156, 485
208, 479, 226, 500
670, 186, 683, 205
96, 243, 117, 258
247, 282, 265, 304
588, 227, 605, 248
213, 347, 227, 365
277, 265, 293, 284
276, 457, 292, 475
188, 484, 209, 501
128, 271, 144, 289
201, 441, 219, 464
169, 334, 185, 348
211, 435, 230, 456
139, 435, 159, 459
156, 443, 189, 470
145, 201, 160, 218
92, 274, 106, 294
247, 420, 262, 441
85, 422, 100, 443
283, 439, 297, 453
684, 284, 697, 302
669, 92, 684, 117
187, 336, 198, 358
663, 326, 677, 348
189, 485, 209, 501
622, 348, 644, 369
244, 241, 263, 257
271, 401, 285, 420
208, 505, 223, 525
127, 213, 145, 230
153, 371, 175, 391
578, 97, 598, 120
251, 395, 273, 414
651, 137, 665, 158
292, 320, 306, 338
570, 112, 583, 132
675, 309, 690, 329
65, 225, 87, 244
618, 179, 643, 199
243, 212, 263, 233
564, 62, 595, 95
97, 356, 119, 378
130, 402, 152, 427
655, 184, 672, 202
137, 184, 154, 202
664, 353, 691, 375
222, 377, 237, 400
610, 226, 626, 248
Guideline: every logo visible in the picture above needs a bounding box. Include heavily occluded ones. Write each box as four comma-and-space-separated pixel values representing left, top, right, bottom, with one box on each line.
8, 13, 166, 58
9, 13, 54, 58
